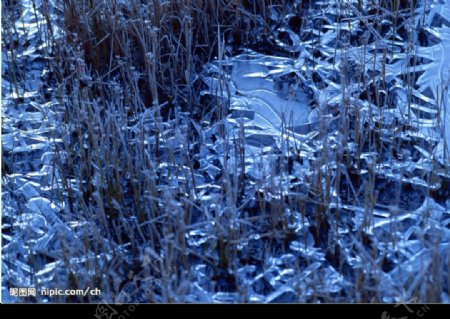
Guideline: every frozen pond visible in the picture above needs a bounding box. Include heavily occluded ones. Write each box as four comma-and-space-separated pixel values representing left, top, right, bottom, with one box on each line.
202, 50, 319, 179
2, 0, 450, 304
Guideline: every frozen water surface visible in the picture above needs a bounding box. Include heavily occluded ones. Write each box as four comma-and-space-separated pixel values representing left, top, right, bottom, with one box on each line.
2, 0, 450, 304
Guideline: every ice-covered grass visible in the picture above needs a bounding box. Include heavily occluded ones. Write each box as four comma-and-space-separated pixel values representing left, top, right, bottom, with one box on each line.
2, 0, 450, 303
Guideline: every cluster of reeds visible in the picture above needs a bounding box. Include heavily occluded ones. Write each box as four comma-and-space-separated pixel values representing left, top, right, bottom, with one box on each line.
38, 0, 286, 301
3, 0, 448, 302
